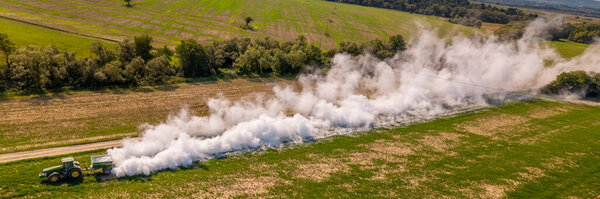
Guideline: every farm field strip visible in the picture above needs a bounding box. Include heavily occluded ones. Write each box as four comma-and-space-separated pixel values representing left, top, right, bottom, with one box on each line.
0, 0, 478, 48
550, 40, 591, 59
0, 16, 116, 57
0, 101, 598, 198
0, 79, 294, 154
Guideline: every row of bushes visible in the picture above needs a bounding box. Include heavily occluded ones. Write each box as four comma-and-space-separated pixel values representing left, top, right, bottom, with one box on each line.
542, 71, 600, 98
550, 23, 600, 44
0, 35, 177, 92
449, 17, 483, 28
493, 21, 600, 44
0, 33, 407, 92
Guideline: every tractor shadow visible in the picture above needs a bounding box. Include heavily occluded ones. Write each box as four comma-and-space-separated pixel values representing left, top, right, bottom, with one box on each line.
41, 177, 83, 186
93, 173, 118, 182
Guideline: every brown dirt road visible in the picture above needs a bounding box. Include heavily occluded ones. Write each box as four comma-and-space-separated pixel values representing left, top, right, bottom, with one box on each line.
0, 139, 123, 163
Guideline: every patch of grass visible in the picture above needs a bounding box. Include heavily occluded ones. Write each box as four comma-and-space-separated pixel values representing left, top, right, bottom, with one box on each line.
0, 17, 116, 57
550, 39, 589, 59
1, 101, 598, 198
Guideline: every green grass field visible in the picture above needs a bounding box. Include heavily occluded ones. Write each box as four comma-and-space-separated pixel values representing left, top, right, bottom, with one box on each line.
550, 39, 590, 59
0, 17, 115, 57
0, 0, 590, 58
1, 100, 598, 198
0, 0, 479, 49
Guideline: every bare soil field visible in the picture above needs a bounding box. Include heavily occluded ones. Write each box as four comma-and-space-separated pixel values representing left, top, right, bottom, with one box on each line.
0, 79, 294, 154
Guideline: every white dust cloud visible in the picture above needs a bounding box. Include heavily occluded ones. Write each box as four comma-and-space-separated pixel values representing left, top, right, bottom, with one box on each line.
107, 18, 600, 177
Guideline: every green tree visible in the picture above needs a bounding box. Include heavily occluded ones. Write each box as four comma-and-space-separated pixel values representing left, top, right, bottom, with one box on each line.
234, 46, 278, 75
124, 57, 147, 85
11, 46, 51, 90
362, 39, 393, 59
96, 60, 125, 85
339, 41, 361, 56
234, 46, 262, 74
145, 56, 174, 85
90, 41, 117, 67
0, 33, 16, 67
245, 17, 254, 28
134, 35, 153, 61
543, 71, 597, 97
118, 39, 136, 63
176, 39, 211, 77
155, 45, 174, 60
494, 21, 526, 41
388, 34, 407, 52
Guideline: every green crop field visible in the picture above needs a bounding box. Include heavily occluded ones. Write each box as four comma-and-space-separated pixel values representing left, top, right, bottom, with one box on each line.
0, 0, 479, 49
550, 39, 590, 59
0, 17, 115, 58
0, 0, 589, 58
1, 101, 598, 198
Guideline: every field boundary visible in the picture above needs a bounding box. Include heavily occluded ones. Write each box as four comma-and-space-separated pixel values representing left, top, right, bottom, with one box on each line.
0, 15, 119, 44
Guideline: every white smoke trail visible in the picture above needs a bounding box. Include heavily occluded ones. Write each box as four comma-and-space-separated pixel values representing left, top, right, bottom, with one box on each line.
107, 18, 600, 177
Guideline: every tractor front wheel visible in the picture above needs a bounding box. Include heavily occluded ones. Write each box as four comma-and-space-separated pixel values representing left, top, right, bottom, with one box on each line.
48, 172, 61, 183
68, 168, 83, 179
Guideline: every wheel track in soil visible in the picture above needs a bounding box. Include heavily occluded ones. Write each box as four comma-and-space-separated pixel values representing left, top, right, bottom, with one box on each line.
0, 139, 124, 163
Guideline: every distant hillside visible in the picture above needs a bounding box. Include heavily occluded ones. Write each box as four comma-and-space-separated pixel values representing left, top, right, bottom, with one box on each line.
473, 0, 600, 18
533, 0, 600, 8
0, 0, 478, 50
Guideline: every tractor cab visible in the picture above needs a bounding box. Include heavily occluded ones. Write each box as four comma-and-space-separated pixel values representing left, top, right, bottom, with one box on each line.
39, 157, 83, 183
61, 157, 81, 170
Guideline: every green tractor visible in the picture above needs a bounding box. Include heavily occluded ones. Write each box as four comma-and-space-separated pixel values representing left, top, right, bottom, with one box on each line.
39, 157, 83, 183
39, 155, 113, 183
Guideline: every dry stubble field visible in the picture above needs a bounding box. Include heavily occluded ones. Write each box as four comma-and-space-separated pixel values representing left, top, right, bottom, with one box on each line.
0, 79, 294, 154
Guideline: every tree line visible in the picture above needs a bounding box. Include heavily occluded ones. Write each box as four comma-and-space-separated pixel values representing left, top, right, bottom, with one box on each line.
326, 0, 537, 28
542, 71, 600, 98
550, 23, 600, 44
0, 33, 406, 93
330, 0, 599, 44
494, 21, 600, 44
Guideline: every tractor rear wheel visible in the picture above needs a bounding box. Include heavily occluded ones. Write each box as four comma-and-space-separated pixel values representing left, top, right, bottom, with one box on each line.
48, 172, 61, 183
102, 167, 112, 175
68, 168, 83, 179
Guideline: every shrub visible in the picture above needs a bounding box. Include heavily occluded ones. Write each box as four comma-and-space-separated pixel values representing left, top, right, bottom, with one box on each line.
339, 41, 361, 56
218, 68, 238, 79
97, 60, 126, 85
176, 39, 211, 77
449, 17, 482, 28
543, 71, 599, 97
144, 56, 174, 85
495, 21, 526, 40
124, 57, 147, 85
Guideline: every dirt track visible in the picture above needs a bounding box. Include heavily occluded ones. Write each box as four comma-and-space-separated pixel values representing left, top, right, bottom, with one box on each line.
0, 139, 125, 163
